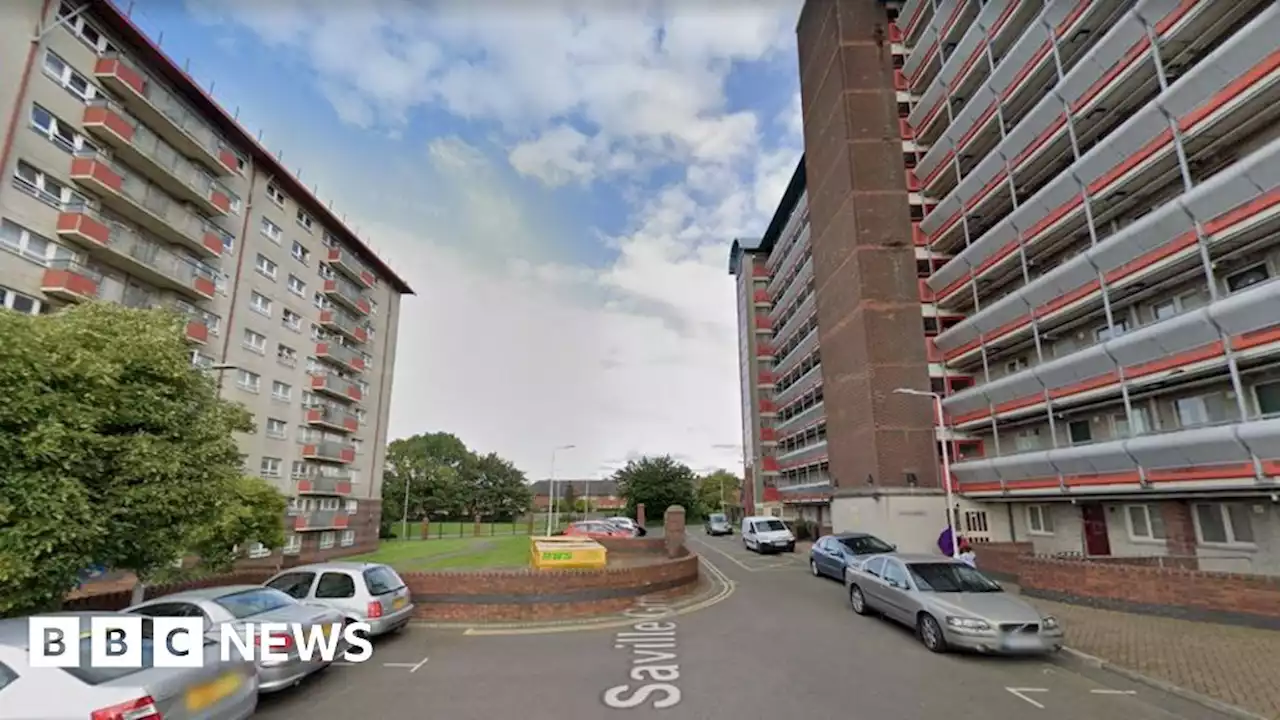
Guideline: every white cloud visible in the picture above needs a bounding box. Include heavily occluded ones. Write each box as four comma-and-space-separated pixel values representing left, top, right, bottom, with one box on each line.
185, 1, 805, 479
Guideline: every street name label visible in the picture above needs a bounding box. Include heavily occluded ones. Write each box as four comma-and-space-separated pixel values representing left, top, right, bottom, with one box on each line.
602, 597, 681, 710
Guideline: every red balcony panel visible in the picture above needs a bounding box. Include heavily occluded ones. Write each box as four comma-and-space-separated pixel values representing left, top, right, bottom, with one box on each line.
56, 211, 110, 246
347, 385, 363, 402
69, 158, 123, 193
354, 326, 368, 343
82, 106, 135, 143
340, 448, 356, 463
912, 223, 928, 246
925, 338, 942, 362
888, 22, 903, 42
756, 342, 775, 356
906, 170, 921, 192
760, 428, 777, 441
761, 456, 779, 472
336, 481, 352, 495
40, 267, 99, 301
918, 278, 935, 302
758, 371, 776, 384
192, 276, 216, 299
894, 70, 908, 90
184, 320, 209, 344
297, 479, 313, 492
762, 485, 781, 502
753, 288, 769, 303
209, 190, 231, 214
218, 148, 240, 173
356, 297, 371, 315
754, 316, 772, 330
752, 265, 769, 279
334, 514, 350, 529
293, 515, 306, 530
94, 57, 146, 96
899, 118, 914, 140
759, 400, 777, 413
360, 270, 375, 287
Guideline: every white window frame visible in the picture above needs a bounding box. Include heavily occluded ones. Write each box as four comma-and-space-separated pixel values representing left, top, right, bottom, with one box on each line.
260, 457, 281, 477
340, 530, 355, 547
14, 161, 89, 209
1151, 298, 1179, 322
282, 308, 302, 331
242, 328, 266, 354
1254, 380, 1280, 418
265, 418, 287, 439
260, 217, 282, 243
58, 3, 119, 55
319, 498, 340, 511
287, 274, 306, 297
345, 499, 358, 514
1, 219, 77, 266
236, 369, 260, 393
247, 541, 271, 559
42, 50, 101, 103
1026, 504, 1054, 535
0, 285, 46, 315
255, 254, 278, 280
292, 240, 310, 264
31, 103, 98, 155
1174, 395, 1210, 428
319, 532, 335, 550
277, 343, 297, 366
1225, 263, 1269, 293
283, 534, 302, 555
271, 381, 292, 402
249, 292, 272, 317
1192, 503, 1256, 547
319, 264, 335, 280
296, 209, 314, 232
1123, 504, 1166, 543
266, 184, 286, 207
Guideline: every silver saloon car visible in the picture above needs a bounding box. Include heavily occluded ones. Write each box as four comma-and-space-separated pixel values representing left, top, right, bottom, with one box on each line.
125, 585, 346, 693
844, 553, 1064, 655
264, 562, 414, 637
0, 612, 257, 719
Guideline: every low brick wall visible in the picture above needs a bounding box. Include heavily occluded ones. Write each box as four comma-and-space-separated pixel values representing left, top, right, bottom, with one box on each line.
972, 542, 1032, 580
63, 571, 275, 612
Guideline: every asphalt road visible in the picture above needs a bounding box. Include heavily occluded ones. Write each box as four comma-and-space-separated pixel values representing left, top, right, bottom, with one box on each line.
255, 534, 1238, 719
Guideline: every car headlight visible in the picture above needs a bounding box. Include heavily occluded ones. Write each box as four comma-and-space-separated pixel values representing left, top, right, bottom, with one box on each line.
945, 616, 992, 631
1041, 616, 1059, 630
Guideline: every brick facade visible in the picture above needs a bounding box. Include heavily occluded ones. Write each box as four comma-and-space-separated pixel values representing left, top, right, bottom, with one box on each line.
238, 499, 382, 571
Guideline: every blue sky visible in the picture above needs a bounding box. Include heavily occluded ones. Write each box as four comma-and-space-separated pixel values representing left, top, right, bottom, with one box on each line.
122, 0, 804, 479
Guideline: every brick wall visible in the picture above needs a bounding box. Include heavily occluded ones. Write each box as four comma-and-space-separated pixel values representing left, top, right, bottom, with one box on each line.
972, 542, 1033, 580
63, 571, 276, 612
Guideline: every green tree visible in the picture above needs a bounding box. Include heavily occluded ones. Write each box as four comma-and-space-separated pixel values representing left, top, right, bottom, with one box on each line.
186, 476, 288, 574
613, 456, 700, 521
382, 433, 531, 532
560, 483, 578, 520
0, 303, 280, 615
696, 470, 741, 514
468, 453, 531, 520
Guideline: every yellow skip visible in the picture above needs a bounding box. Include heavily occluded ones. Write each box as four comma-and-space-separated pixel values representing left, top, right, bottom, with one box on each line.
529, 536, 607, 570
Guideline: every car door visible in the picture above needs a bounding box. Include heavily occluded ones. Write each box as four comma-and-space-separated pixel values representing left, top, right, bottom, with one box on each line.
815, 538, 839, 577
266, 571, 319, 601
857, 556, 888, 609
877, 559, 914, 624
314, 571, 360, 618
744, 521, 756, 548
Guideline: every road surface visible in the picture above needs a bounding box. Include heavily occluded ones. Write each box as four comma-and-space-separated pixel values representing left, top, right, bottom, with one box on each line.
255, 533, 1237, 719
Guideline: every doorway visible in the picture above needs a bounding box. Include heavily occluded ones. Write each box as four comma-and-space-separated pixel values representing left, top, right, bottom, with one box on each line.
1080, 503, 1111, 556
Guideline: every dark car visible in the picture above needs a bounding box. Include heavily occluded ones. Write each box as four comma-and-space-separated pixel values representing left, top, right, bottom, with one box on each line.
704, 513, 732, 535
809, 532, 896, 580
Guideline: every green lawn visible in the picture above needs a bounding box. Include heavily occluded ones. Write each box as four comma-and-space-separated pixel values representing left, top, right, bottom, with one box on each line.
351, 535, 533, 571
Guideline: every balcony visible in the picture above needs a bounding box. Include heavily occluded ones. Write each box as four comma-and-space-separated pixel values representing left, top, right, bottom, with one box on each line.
753, 288, 770, 306
775, 366, 823, 411
755, 341, 776, 359
751, 264, 769, 280
759, 400, 778, 417
40, 259, 101, 303
293, 509, 351, 531
306, 404, 360, 433
757, 370, 775, 387
318, 308, 368, 344
315, 341, 365, 374
760, 456, 780, 474
301, 440, 357, 464
296, 473, 354, 496
774, 326, 818, 378
754, 315, 772, 333
778, 440, 829, 471
310, 372, 362, 403
67, 154, 225, 259
934, 132, 1280, 366
776, 401, 825, 436
81, 100, 236, 217
323, 277, 371, 316
55, 208, 216, 302
93, 54, 233, 175
326, 247, 375, 288
759, 427, 777, 444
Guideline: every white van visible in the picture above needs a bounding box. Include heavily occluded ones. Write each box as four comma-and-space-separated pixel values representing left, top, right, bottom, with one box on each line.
741, 515, 796, 554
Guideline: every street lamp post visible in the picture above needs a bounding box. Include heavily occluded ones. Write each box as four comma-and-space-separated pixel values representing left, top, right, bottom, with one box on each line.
546, 444, 576, 536
894, 387, 958, 559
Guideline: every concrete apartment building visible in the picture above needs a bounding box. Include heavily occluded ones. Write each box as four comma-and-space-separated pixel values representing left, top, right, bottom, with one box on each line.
0, 0, 412, 562
733, 0, 1280, 571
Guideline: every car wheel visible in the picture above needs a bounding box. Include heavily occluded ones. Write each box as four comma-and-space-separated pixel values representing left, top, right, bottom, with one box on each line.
849, 585, 868, 615
810, 559, 820, 577
918, 614, 948, 653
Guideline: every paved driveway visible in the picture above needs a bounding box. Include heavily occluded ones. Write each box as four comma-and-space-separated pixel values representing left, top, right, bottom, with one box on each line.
256, 534, 1240, 719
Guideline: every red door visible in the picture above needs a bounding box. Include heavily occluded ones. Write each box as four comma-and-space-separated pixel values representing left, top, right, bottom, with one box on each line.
1081, 504, 1111, 556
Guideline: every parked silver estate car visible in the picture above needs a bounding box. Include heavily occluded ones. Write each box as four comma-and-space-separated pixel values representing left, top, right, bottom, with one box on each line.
0, 611, 257, 719
264, 562, 414, 637
125, 585, 345, 693
844, 553, 1064, 655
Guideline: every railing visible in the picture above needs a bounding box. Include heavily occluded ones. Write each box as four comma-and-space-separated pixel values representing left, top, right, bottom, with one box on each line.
304, 439, 355, 462
97, 53, 225, 165
296, 474, 353, 496
324, 275, 369, 311
294, 509, 349, 530
319, 307, 366, 341
66, 203, 215, 291
307, 403, 359, 430
317, 341, 363, 370
76, 151, 225, 252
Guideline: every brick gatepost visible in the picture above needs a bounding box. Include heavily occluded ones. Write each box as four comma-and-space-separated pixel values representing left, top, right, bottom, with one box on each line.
636, 503, 646, 527
664, 505, 686, 558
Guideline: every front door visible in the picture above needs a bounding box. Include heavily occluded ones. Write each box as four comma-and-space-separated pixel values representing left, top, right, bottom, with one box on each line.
1081, 504, 1111, 556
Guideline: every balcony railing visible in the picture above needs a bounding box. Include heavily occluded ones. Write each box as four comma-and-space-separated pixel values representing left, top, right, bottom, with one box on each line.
326, 247, 375, 288
293, 509, 351, 531
82, 100, 235, 217
315, 341, 364, 374
301, 440, 356, 464
55, 206, 216, 301
318, 308, 368, 344
323, 276, 371, 315
93, 54, 233, 175
67, 152, 226, 258
305, 404, 360, 433
309, 372, 362, 403
296, 473, 354, 496
39, 258, 102, 303
778, 440, 829, 470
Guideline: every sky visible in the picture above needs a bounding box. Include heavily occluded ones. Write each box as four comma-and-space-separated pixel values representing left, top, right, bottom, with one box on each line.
122, 0, 805, 480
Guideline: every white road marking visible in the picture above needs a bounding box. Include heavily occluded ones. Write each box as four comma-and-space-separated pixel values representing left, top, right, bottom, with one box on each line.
1090, 689, 1137, 695
685, 536, 759, 571
383, 657, 429, 672
1006, 687, 1048, 709
332, 661, 358, 667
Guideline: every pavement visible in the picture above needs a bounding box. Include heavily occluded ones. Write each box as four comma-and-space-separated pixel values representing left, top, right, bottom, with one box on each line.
254, 534, 1268, 720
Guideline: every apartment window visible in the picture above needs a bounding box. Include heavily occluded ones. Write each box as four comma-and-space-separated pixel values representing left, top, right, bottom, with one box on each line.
319, 264, 335, 280
296, 210, 314, 232
189, 351, 214, 368
1256, 381, 1280, 417
282, 308, 302, 331
357, 380, 369, 396
1226, 264, 1268, 293
1095, 318, 1130, 342
322, 231, 340, 248
1174, 396, 1210, 428
1005, 357, 1028, 374
236, 369, 260, 393
1112, 407, 1152, 437
319, 532, 336, 550
1194, 503, 1255, 545
283, 534, 302, 555
1013, 428, 1040, 452
1067, 420, 1092, 445
345, 499, 358, 514
1027, 504, 1054, 535
310, 324, 327, 342
340, 530, 356, 547
242, 328, 267, 354
277, 343, 297, 366
267, 184, 286, 206
302, 391, 319, 407
255, 254, 278, 280
319, 498, 340, 511
1152, 299, 1179, 322
265, 418, 288, 439
291, 461, 309, 478
297, 426, 318, 443
14, 161, 88, 208
1125, 504, 1167, 542
0, 220, 75, 265
287, 274, 306, 297
292, 241, 310, 264
249, 292, 272, 317
352, 439, 364, 455
31, 104, 98, 155
368, 299, 378, 316
260, 217, 283, 243
260, 457, 282, 477
355, 408, 368, 426
0, 286, 45, 315
272, 381, 292, 402
313, 291, 330, 310
42, 51, 99, 102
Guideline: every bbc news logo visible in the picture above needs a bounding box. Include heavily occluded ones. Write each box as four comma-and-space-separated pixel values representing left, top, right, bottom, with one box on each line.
29, 616, 375, 667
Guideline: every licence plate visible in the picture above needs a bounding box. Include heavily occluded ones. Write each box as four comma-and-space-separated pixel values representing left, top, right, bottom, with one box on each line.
186, 672, 242, 711
392, 596, 408, 610
1002, 635, 1041, 650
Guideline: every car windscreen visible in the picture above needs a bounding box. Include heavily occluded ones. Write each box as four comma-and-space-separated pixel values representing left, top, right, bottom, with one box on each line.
60, 622, 158, 685
907, 563, 1002, 593
213, 588, 296, 618
709, 514, 726, 522
363, 566, 406, 595
840, 536, 895, 555
756, 519, 786, 532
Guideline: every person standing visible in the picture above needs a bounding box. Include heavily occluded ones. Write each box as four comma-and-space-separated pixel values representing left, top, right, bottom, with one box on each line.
958, 540, 976, 568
